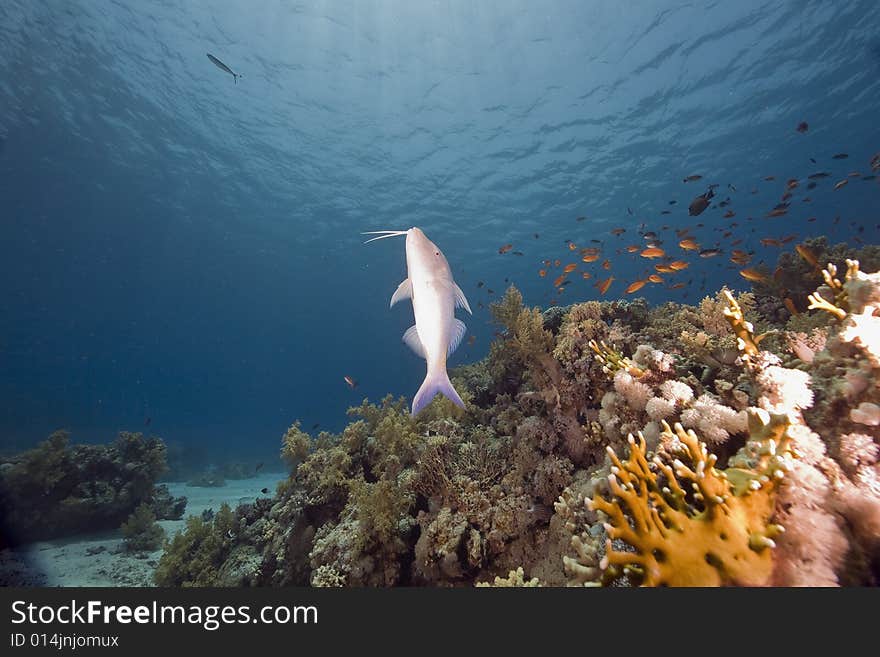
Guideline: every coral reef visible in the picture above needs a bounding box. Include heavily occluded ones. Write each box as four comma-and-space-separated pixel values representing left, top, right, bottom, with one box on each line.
136, 245, 880, 587
475, 566, 541, 587
765, 237, 880, 316
121, 504, 166, 552
281, 422, 311, 469
154, 503, 240, 586
148, 484, 187, 521
0, 431, 174, 545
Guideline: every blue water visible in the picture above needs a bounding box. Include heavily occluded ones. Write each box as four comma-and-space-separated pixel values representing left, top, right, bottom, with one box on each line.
1, 1, 878, 459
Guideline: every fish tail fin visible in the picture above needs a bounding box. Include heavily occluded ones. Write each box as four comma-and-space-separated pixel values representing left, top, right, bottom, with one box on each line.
411, 368, 464, 416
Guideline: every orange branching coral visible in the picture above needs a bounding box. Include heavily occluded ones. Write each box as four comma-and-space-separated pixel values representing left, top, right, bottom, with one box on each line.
590, 410, 793, 586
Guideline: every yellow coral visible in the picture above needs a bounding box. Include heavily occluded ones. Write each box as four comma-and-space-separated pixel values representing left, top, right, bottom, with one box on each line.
590, 410, 793, 586
475, 566, 541, 587
280, 422, 311, 468
588, 339, 645, 377
807, 259, 860, 319
489, 286, 565, 409
491, 286, 555, 360
722, 289, 772, 359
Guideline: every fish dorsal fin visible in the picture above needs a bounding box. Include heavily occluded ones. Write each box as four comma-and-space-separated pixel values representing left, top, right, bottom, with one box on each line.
402, 325, 426, 359
448, 319, 467, 356
453, 282, 472, 314
390, 278, 412, 308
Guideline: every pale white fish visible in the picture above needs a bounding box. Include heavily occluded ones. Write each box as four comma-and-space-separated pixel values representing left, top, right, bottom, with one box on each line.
363, 227, 472, 415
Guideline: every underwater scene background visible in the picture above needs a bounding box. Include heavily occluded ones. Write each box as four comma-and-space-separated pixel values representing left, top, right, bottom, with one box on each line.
0, 1, 878, 586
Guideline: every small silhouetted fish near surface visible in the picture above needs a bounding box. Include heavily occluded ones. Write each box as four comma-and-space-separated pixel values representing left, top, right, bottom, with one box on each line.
207, 53, 242, 83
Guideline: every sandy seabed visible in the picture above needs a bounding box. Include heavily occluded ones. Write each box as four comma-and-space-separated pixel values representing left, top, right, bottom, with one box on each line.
0, 473, 285, 587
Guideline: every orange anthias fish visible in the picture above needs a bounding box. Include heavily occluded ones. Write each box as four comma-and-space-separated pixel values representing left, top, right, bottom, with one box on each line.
568, 242, 578, 251
499, 244, 513, 254
668, 260, 689, 271
596, 276, 614, 295
626, 245, 641, 253
538, 269, 547, 277
611, 227, 626, 236
795, 244, 820, 268
344, 375, 358, 389
601, 259, 611, 270
582, 272, 592, 280
647, 274, 664, 284
640, 247, 665, 259
563, 263, 578, 273
678, 239, 700, 251
553, 274, 567, 287
625, 280, 647, 294
739, 268, 768, 283
668, 282, 686, 289
760, 238, 781, 247
654, 264, 675, 273
582, 253, 601, 263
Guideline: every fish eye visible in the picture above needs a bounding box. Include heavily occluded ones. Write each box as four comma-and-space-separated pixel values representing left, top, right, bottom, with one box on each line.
435, 251, 439, 255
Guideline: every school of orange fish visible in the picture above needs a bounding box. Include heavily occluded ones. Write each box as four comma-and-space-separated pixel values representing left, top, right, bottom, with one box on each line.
345, 133, 878, 387
488, 135, 879, 310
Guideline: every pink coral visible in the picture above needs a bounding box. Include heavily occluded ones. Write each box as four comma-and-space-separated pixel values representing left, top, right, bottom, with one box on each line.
645, 396, 675, 421
679, 394, 747, 445
612, 370, 652, 411
771, 458, 847, 586
838, 266, 880, 365
659, 380, 694, 405
785, 329, 827, 364
632, 345, 674, 373
850, 402, 880, 427
838, 433, 880, 475
755, 365, 814, 413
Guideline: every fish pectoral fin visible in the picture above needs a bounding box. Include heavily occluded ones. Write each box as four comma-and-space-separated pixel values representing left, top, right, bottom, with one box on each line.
390, 278, 412, 308
453, 282, 472, 314
402, 325, 426, 359
448, 319, 467, 356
